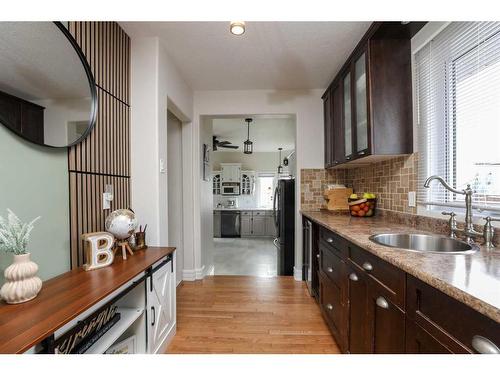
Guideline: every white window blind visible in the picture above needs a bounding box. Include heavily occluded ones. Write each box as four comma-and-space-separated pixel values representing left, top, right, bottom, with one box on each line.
416, 22, 500, 213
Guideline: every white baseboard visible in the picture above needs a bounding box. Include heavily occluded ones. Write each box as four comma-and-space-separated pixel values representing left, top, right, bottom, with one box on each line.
183, 266, 208, 281
195, 265, 205, 279
293, 266, 303, 281
204, 264, 215, 277
182, 269, 196, 281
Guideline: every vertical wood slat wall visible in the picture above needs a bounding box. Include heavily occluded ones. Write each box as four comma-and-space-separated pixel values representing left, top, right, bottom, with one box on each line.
67, 22, 131, 268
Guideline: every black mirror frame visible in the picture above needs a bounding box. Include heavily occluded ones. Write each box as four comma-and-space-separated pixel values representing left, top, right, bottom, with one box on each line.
0, 22, 98, 148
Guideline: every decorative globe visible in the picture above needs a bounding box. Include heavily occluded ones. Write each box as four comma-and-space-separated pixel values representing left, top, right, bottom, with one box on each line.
105, 209, 138, 240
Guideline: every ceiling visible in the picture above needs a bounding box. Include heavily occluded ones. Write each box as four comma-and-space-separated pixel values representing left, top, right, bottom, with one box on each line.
210, 115, 295, 152
120, 21, 371, 90
0, 22, 90, 100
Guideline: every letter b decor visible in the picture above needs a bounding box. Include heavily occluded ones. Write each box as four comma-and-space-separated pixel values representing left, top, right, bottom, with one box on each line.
82, 232, 115, 271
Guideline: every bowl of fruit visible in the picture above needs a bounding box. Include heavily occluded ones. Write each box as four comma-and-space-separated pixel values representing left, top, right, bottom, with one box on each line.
348, 193, 377, 217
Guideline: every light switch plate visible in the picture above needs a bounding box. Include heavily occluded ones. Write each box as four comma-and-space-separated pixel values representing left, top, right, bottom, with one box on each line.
408, 191, 416, 207
159, 158, 166, 174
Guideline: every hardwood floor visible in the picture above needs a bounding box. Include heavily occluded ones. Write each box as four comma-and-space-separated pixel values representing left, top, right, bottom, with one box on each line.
167, 276, 341, 354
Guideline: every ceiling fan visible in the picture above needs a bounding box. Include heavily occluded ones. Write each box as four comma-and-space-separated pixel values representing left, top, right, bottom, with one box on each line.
213, 136, 239, 151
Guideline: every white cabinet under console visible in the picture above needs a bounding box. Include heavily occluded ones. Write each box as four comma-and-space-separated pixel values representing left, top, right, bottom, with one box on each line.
147, 257, 176, 354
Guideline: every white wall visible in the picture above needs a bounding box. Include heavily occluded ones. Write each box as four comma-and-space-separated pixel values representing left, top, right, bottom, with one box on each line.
199, 117, 214, 276
167, 111, 184, 285
212, 151, 292, 172
130, 37, 195, 280
193, 89, 325, 280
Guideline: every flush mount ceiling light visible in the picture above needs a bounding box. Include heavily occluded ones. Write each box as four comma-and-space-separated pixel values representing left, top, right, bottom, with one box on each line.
277, 147, 283, 174
243, 118, 253, 154
230, 21, 245, 36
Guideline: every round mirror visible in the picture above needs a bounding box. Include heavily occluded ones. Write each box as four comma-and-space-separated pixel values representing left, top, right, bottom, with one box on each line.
0, 22, 97, 147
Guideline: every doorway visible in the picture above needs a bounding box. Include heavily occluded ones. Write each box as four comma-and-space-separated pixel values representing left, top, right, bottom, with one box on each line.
167, 110, 184, 285
205, 114, 297, 277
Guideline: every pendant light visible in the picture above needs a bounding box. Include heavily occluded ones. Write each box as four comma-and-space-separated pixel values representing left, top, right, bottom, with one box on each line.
277, 147, 283, 174
243, 118, 253, 154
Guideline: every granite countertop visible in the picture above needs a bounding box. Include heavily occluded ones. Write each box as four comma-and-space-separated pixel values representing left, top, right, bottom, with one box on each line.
301, 210, 500, 324
213, 207, 273, 211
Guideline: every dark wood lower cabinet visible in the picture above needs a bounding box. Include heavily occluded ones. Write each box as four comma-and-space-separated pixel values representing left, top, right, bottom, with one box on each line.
306, 216, 500, 355
406, 319, 453, 354
319, 270, 348, 352
347, 266, 369, 353
366, 280, 405, 353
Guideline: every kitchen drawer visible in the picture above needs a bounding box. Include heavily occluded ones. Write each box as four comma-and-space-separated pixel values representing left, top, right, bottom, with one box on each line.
407, 275, 500, 354
405, 319, 454, 354
319, 243, 343, 288
319, 271, 345, 349
319, 226, 348, 259
349, 244, 405, 308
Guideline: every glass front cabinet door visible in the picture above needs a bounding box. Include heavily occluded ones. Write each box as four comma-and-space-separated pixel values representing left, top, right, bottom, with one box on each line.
343, 72, 353, 160
354, 52, 369, 156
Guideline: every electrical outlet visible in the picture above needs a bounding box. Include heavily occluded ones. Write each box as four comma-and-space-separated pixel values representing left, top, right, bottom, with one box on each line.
408, 191, 416, 207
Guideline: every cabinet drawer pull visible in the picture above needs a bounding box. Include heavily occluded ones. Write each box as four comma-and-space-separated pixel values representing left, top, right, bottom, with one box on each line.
151, 306, 156, 326
349, 273, 358, 281
327, 267, 333, 273
362, 262, 373, 271
471, 335, 500, 354
326, 237, 334, 243
376, 296, 389, 309
326, 303, 333, 311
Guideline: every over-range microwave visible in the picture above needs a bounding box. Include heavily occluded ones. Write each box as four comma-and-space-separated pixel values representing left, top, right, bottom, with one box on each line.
221, 183, 240, 195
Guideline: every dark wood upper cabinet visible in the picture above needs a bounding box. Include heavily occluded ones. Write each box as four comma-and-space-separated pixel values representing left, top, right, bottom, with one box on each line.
0, 90, 44, 144
322, 22, 424, 168
323, 89, 334, 168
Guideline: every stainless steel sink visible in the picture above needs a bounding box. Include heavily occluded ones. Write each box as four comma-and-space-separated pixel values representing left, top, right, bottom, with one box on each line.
369, 233, 479, 254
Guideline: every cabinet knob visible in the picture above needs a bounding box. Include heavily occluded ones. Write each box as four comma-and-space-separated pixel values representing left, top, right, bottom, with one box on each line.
326, 237, 334, 243
326, 303, 333, 311
316, 254, 320, 259
327, 267, 333, 273
349, 273, 358, 281
376, 296, 389, 309
471, 335, 500, 354
362, 262, 373, 271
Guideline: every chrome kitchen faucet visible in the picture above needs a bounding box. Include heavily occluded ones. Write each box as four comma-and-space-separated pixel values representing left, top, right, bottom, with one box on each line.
424, 175, 498, 247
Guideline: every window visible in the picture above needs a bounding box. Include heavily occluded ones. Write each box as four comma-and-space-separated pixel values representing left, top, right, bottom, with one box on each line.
416, 22, 500, 213
256, 173, 276, 208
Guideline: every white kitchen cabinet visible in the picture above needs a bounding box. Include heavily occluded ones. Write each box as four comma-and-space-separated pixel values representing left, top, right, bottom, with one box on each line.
251, 215, 267, 236
241, 214, 252, 236
240, 171, 255, 195
221, 163, 241, 183
147, 258, 176, 354
213, 211, 221, 237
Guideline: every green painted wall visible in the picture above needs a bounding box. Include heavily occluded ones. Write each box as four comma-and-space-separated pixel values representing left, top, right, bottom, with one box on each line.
0, 125, 70, 284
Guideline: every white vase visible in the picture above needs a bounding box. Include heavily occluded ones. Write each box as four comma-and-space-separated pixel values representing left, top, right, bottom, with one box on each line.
0, 253, 42, 304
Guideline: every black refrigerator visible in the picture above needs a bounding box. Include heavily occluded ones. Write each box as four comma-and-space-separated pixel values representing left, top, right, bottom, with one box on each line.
273, 178, 295, 276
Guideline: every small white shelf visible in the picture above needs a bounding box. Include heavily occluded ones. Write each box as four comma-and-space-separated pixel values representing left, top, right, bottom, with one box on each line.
84, 307, 144, 354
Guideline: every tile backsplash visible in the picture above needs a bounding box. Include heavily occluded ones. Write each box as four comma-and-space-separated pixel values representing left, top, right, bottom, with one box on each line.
300, 169, 347, 211
301, 154, 418, 214
345, 154, 418, 214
